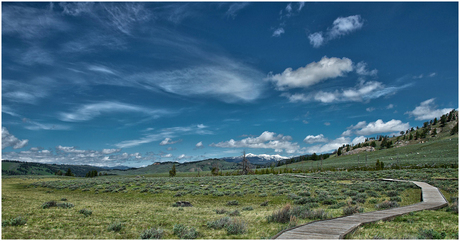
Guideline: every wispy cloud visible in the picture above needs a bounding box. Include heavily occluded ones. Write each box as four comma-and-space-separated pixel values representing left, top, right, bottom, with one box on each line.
2, 127, 29, 149
59, 101, 173, 122
115, 124, 212, 149
2, 4, 68, 39
2, 78, 55, 104
272, 2, 305, 37
303, 134, 328, 144
406, 98, 453, 121
225, 3, 250, 19
308, 15, 364, 48
159, 138, 182, 146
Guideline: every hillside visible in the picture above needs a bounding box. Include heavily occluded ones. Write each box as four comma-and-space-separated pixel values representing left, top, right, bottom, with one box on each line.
106, 158, 238, 176
1, 160, 109, 177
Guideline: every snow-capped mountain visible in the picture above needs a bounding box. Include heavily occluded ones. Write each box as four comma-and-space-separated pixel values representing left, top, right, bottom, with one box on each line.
222, 153, 289, 165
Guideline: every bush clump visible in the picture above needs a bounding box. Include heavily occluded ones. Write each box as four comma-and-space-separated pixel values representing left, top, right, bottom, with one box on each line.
140, 227, 164, 239
225, 219, 247, 235
207, 217, 231, 229
42, 200, 58, 209
266, 204, 291, 223
417, 228, 446, 239
260, 201, 269, 206
173, 224, 198, 239
226, 200, 239, 206
215, 209, 227, 214
107, 221, 122, 232
375, 200, 399, 209
242, 206, 254, 211
2, 216, 27, 227
343, 205, 364, 216
79, 209, 92, 217
229, 210, 240, 216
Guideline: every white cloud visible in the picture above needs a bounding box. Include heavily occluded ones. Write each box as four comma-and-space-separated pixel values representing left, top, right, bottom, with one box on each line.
267, 56, 353, 90
351, 136, 366, 145
356, 62, 378, 76
134, 57, 265, 103
272, 27, 285, 37
341, 129, 353, 136
159, 138, 181, 146
283, 81, 411, 104
309, 15, 364, 48
304, 134, 328, 144
429, 72, 436, 77
87, 65, 117, 75
304, 137, 349, 154
348, 119, 410, 136
102, 148, 121, 154
225, 3, 249, 18
2, 127, 29, 149
366, 107, 375, 112
386, 104, 394, 109
308, 32, 325, 48
195, 141, 204, 149
59, 101, 173, 122
406, 98, 452, 121
210, 131, 299, 153
115, 124, 212, 149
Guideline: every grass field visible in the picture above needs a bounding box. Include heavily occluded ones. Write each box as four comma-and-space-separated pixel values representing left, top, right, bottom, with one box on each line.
2, 167, 457, 239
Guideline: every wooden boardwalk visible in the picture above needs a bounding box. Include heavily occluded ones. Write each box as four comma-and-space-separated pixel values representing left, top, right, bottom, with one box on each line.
273, 178, 448, 239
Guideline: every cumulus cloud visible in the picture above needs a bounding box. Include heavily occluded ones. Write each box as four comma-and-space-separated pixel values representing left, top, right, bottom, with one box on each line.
345, 119, 410, 136
195, 141, 204, 149
2, 127, 29, 149
2, 146, 143, 167
304, 137, 350, 154
272, 27, 285, 37
308, 15, 364, 48
356, 62, 377, 76
267, 56, 353, 90
210, 131, 299, 153
406, 98, 453, 121
351, 136, 366, 145
303, 134, 328, 144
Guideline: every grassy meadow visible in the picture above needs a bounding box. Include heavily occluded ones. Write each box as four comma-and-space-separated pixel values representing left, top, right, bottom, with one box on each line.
2, 167, 457, 239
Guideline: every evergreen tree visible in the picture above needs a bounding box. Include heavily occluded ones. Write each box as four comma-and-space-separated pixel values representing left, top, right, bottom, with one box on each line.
65, 168, 73, 176
337, 148, 342, 156
451, 123, 458, 135
440, 115, 447, 127
169, 164, 176, 177
431, 128, 437, 137
433, 118, 437, 125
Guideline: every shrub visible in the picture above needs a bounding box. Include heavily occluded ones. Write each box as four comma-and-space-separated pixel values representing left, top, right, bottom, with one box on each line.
107, 221, 122, 232
390, 196, 402, 202
61, 198, 68, 201
386, 190, 399, 197
322, 198, 337, 205
229, 210, 240, 216
2, 216, 27, 227
225, 219, 247, 235
42, 200, 58, 209
207, 217, 231, 229
299, 209, 330, 220
57, 202, 74, 209
343, 205, 364, 216
242, 206, 254, 211
368, 198, 379, 204
140, 227, 164, 239
417, 228, 446, 239
266, 204, 291, 223
260, 201, 268, 206
329, 202, 347, 209
79, 209, 92, 217
215, 209, 227, 214
226, 200, 239, 206
173, 224, 198, 239
298, 191, 311, 197
294, 197, 308, 205
375, 200, 399, 209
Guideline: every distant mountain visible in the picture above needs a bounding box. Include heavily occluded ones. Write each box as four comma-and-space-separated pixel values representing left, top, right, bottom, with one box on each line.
99, 165, 133, 170
2, 160, 109, 177
222, 153, 289, 165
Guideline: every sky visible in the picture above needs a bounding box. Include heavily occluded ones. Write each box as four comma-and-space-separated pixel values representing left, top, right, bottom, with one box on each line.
2, 2, 458, 168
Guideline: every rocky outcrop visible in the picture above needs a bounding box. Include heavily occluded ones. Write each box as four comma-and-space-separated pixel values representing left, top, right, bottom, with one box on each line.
342, 146, 375, 156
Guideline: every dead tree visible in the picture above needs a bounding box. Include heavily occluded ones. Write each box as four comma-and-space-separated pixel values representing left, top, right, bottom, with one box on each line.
241, 151, 251, 175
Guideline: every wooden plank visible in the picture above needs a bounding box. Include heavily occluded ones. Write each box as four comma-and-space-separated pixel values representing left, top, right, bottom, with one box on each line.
273, 179, 448, 239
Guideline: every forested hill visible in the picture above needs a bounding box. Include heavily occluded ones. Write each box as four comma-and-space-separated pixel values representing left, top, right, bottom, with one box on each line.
2, 160, 109, 177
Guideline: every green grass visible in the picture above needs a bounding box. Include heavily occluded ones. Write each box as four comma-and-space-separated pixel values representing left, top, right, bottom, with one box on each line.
345, 209, 458, 239
2, 171, 436, 239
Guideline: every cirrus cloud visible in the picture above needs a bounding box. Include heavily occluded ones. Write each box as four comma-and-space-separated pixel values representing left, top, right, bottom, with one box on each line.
2, 127, 29, 150
308, 15, 364, 48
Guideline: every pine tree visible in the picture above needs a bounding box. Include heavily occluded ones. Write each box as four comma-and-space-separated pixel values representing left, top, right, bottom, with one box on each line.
65, 168, 73, 176
450, 123, 458, 135
169, 164, 176, 177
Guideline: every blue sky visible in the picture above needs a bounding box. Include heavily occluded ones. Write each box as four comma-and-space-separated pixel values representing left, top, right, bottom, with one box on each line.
2, 2, 458, 167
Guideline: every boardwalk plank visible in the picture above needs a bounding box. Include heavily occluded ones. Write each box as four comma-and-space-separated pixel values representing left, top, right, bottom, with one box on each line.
273, 178, 448, 239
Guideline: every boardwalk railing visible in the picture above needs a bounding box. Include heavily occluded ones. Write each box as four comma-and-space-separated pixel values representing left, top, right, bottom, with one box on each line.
273, 178, 448, 239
